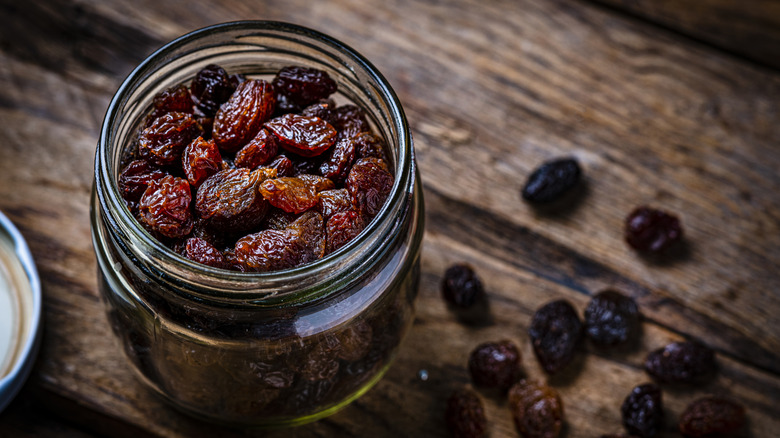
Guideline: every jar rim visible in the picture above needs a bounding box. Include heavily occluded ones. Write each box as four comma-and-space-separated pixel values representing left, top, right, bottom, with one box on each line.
95, 21, 415, 301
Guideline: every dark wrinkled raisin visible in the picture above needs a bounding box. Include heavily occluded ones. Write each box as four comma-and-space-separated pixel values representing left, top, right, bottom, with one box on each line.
621, 383, 663, 438
468, 340, 522, 391
644, 341, 716, 384
678, 396, 745, 437
233, 211, 324, 272
441, 263, 485, 308
445, 389, 488, 438
182, 136, 222, 187
196, 168, 271, 233
261, 208, 298, 231
118, 159, 167, 205
259, 175, 334, 214
149, 84, 194, 122
319, 135, 356, 183
213, 79, 276, 153
328, 104, 370, 138
354, 132, 388, 161
138, 175, 194, 239
522, 158, 581, 203
235, 128, 278, 169
346, 157, 394, 219
138, 112, 203, 166
272, 66, 337, 113
318, 188, 352, 219
267, 155, 294, 177
325, 209, 365, 255
508, 379, 564, 438
190, 64, 236, 116
183, 237, 227, 269
584, 290, 639, 346
625, 207, 683, 253
336, 320, 373, 361
266, 113, 337, 157
301, 98, 335, 119
529, 300, 582, 374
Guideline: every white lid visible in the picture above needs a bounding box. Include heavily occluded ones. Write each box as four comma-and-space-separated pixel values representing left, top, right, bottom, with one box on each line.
0, 211, 42, 413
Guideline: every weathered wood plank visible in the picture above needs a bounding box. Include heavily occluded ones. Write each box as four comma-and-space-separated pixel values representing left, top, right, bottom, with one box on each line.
588, 0, 780, 70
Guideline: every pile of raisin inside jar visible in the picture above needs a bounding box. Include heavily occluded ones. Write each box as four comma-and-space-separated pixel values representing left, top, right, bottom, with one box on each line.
118, 64, 394, 272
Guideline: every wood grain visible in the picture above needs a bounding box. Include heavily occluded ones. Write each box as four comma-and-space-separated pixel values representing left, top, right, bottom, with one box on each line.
0, 0, 778, 436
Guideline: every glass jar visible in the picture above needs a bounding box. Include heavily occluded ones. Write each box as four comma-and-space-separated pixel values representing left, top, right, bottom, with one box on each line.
90, 21, 423, 427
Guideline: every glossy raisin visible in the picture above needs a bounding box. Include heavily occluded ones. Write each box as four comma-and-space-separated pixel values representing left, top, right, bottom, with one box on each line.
138, 175, 194, 239
328, 104, 370, 139
301, 98, 335, 119
644, 341, 716, 384
190, 64, 236, 116
235, 128, 278, 169
445, 389, 488, 438
266, 113, 337, 157
233, 211, 324, 272
259, 175, 334, 214
584, 290, 640, 346
625, 207, 683, 253
508, 379, 564, 438
522, 158, 581, 203
346, 157, 394, 219
138, 112, 203, 166
441, 263, 485, 308
319, 135, 356, 183
148, 84, 194, 122
118, 159, 167, 204
468, 340, 522, 391
354, 132, 388, 161
183, 237, 227, 269
267, 155, 295, 177
213, 79, 276, 153
195, 168, 271, 233
287, 210, 326, 261
272, 66, 337, 113
529, 299, 582, 374
621, 383, 663, 438
678, 396, 745, 437
318, 188, 352, 219
325, 209, 365, 255
182, 136, 222, 187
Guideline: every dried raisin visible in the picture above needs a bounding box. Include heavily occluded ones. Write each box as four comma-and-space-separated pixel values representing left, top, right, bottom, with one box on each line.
182, 136, 222, 187
195, 168, 271, 233
213, 79, 276, 152
266, 113, 337, 157
148, 84, 194, 122
325, 209, 365, 255
318, 189, 352, 219
508, 379, 564, 438
118, 159, 167, 205
272, 66, 337, 113
259, 175, 334, 214
445, 389, 488, 438
621, 383, 663, 438
138, 112, 203, 166
644, 341, 716, 384
235, 128, 278, 169
138, 175, 194, 239
441, 264, 485, 309
328, 104, 370, 138
625, 207, 683, 253
678, 396, 745, 437
529, 299, 582, 374
319, 135, 356, 183
346, 157, 394, 219
468, 340, 522, 391
190, 64, 236, 116
522, 158, 581, 203
584, 290, 639, 346
183, 237, 227, 269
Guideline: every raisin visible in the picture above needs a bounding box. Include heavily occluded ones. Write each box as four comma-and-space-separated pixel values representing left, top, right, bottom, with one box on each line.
301, 98, 335, 119
644, 341, 716, 384
319, 135, 356, 183
529, 299, 582, 374
621, 383, 663, 438
183, 237, 227, 269
182, 136, 222, 187
508, 379, 564, 438
441, 264, 485, 309
625, 207, 683, 253
118, 159, 167, 204
328, 104, 370, 138
266, 113, 337, 157
138, 112, 203, 166
267, 155, 295, 177
148, 84, 194, 122
678, 396, 745, 437
235, 128, 278, 169
213, 79, 276, 153
190, 64, 236, 116
233, 211, 324, 272
445, 389, 488, 438
354, 132, 388, 161
259, 175, 335, 214
318, 188, 352, 219
286, 210, 326, 261
468, 340, 522, 391
138, 175, 194, 239
325, 208, 365, 255
584, 290, 640, 346
346, 157, 394, 219
272, 66, 337, 113
195, 168, 271, 233
521, 158, 581, 203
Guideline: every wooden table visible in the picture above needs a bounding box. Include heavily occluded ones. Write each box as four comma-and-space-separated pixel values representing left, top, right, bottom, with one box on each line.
1, 0, 778, 436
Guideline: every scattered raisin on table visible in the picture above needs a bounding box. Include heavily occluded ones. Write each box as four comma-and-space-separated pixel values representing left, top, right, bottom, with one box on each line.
625, 206, 683, 253
621, 383, 663, 438
445, 389, 488, 438
138, 175, 194, 239
508, 379, 564, 438
678, 396, 745, 437
441, 263, 485, 309
521, 157, 581, 203
529, 299, 583, 374
468, 340, 522, 391
584, 290, 640, 346
644, 341, 716, 384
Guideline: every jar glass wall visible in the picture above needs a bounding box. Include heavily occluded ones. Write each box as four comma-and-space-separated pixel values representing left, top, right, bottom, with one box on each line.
91, 21, 423, 427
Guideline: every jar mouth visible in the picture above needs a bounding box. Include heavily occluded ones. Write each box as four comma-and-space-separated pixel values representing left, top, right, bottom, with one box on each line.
95, 21, 415, 300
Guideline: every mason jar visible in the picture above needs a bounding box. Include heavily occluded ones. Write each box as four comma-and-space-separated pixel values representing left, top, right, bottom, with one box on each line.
90, 21, 423, 427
